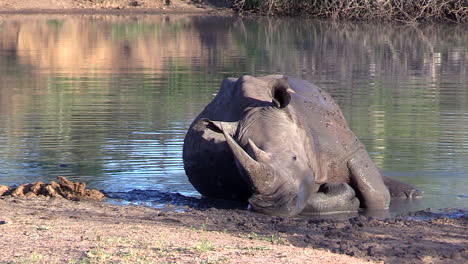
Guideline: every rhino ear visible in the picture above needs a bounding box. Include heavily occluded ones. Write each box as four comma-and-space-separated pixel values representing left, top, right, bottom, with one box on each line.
270, 78, 293, 109
202, 118, 238, 136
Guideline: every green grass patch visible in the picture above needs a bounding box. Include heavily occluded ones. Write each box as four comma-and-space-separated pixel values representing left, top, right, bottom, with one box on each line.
243, 232, 286, 245
193, 239, 215, 252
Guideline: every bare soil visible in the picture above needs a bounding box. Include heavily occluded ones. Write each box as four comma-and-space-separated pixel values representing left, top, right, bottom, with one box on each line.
0, 193, 466, 263
0, 196, 374, 264
0, 0, 233, 14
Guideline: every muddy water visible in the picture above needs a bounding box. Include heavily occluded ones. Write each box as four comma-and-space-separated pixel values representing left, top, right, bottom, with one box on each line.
0, 15, 466, 213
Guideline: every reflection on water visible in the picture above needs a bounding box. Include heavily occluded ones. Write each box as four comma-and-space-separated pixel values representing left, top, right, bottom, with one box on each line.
0, 15, 466, 212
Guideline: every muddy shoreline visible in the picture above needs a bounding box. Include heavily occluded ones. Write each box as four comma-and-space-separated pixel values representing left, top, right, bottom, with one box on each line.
1, 190, 466, 263
107, 190, 468, 263
184, 205, 467, 263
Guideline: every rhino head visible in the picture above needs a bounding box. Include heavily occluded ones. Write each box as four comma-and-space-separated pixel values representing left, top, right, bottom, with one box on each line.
206, 78, 317, 216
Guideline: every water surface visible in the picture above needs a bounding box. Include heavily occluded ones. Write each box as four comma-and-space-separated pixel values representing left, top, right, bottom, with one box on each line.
0, 15, 466, 212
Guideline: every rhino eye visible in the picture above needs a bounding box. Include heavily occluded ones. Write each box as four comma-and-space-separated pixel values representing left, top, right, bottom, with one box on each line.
292, 156, 297, 161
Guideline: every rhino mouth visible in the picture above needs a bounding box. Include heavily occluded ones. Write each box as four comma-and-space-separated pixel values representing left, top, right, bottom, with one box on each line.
247, 182, 309, 216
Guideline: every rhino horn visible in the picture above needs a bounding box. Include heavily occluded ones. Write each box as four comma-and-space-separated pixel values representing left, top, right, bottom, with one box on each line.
247, 138, 271, 162
221, 127, 275, 194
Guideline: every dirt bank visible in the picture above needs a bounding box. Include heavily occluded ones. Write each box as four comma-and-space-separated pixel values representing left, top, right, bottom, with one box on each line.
0, 195, 466, 263
0, 0, 233, 14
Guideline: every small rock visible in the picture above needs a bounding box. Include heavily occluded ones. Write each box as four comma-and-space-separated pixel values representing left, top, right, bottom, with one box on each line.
85, 189, 106, 201
59, 176, 86, 196
334, 222, 346, 229
43, 181, 62, 197
0, 219, 11, 225
30, 182, 44, 194
129, 0, 140, 6
451, 251, 461, 259
24, 192, 37, 198
324, 230, 343, 239
0, 185, 10, 196
11, 184, 28, 197
367, 246, 377, 255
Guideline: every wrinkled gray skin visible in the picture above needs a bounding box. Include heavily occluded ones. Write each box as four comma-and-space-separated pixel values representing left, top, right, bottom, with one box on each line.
183, 75, 422, 216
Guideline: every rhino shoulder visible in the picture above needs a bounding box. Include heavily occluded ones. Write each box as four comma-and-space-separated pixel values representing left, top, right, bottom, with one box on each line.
287, 77, 348, 127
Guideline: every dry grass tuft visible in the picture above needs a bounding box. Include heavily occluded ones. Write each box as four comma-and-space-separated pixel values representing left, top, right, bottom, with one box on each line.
234, 0, 468, 23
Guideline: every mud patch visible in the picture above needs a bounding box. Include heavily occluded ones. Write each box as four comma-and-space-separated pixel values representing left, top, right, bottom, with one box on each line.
106, 189, 245, 210
106, 189, 467, 263
172, 207, 467, 263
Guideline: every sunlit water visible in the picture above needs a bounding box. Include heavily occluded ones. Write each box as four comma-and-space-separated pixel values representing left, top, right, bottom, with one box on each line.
0, 15, 466, 213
